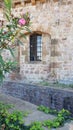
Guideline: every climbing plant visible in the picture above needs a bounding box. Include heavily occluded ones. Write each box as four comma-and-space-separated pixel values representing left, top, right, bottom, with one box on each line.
0, 0, 30, 82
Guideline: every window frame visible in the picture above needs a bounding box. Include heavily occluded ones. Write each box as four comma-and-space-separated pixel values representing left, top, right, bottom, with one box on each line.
30, 33, 42, 61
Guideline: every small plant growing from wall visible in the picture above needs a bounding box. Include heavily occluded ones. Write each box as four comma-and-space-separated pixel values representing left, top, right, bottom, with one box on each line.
0, 0, 30, 82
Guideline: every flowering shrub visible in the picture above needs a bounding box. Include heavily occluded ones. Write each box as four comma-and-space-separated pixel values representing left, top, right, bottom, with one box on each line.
18, 18, 26, 26
0, 0, 30, 82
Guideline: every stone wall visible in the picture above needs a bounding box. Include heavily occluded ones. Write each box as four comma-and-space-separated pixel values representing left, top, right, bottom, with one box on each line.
0, 0, 73, 83
19, 34, 51, 82
1, 81, 73, 115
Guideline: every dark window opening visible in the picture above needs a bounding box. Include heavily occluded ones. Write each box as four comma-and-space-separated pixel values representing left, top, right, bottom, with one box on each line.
30, 34, 42, 61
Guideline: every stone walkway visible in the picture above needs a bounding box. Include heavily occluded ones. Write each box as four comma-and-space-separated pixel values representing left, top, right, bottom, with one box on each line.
0, 92, 73, 130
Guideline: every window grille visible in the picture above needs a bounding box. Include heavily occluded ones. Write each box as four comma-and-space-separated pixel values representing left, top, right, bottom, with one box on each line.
30, 34, 42, 61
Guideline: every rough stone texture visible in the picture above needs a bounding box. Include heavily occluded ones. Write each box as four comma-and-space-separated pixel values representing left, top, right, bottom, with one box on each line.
1, 81, 73, 115
0, 0, 73, 83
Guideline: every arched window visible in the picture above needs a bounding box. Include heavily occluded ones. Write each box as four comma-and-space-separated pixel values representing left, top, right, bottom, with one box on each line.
30, 33, 42, 61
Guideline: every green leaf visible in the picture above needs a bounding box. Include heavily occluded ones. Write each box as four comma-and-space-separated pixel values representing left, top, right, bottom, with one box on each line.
20, 33, 26, 39
0, 70, 5, 82
25, 26, 31, 33
4, 0, 12, 12
4, 12, 10, 21
8, 47, 15, 57
0, 55, 4, 66
17, 39, 23, 45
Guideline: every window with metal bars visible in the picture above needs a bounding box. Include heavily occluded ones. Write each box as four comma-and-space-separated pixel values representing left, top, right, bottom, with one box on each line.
30, 34, 42, 61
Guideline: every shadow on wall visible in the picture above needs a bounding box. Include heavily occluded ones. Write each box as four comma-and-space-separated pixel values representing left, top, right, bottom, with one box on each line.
63, 97, 73, 116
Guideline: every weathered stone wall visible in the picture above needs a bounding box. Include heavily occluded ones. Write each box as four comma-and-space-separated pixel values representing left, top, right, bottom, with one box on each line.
0, 0, 73, 83
1, 81, 73, 115
19, 34, 51, 82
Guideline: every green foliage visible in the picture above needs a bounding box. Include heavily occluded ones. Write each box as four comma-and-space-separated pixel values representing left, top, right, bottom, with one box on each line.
30, 122, 44, 130
0, 102, 72, 130
38, 81, 73, 89
37, 105, 58, 115
43, 120, 53, 128
0, 57, 17, 82
0, 102, 14, 110
0, 102, 30, 130
58, 109, 71, 120
5, 111, 24, 130
4, 0, 12, 13
0, 0, 30, 82
37, 105, 72, 129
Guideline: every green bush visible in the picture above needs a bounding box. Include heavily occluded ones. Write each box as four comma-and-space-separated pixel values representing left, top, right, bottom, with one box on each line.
0, 102, 30, 130
30, 122, 44, 130
0, 103, 72, 130
38, 105, 58, 115
0, 0, 30, 82
37, 105, 72, 129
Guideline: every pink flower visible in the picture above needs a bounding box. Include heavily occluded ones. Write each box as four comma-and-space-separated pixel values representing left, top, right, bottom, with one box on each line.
18, 18, 26, 26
